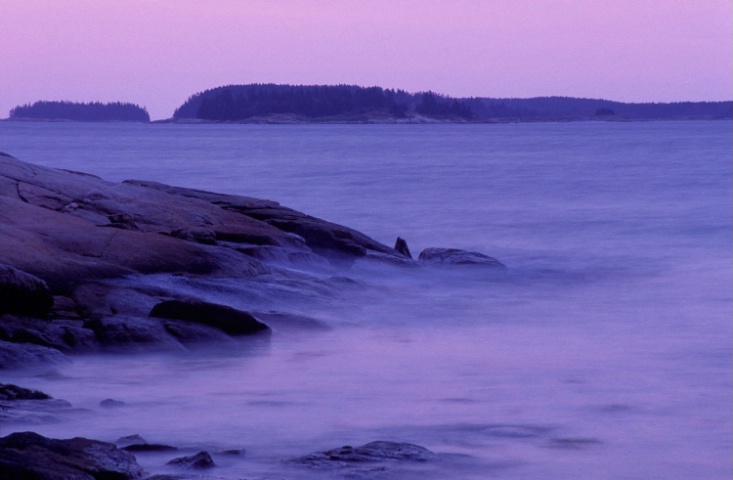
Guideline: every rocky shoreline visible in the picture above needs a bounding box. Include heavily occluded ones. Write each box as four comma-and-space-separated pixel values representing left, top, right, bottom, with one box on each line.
0, 152, 506, 479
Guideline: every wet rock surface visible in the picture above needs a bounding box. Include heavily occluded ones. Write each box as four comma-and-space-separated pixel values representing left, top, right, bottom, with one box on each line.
418, 247, 508, 270
293, 440, 437, 477
0, 153, 415, 364
0, 384, 73, 424
0, 383, 52, 401
297, 441, 436, 464
149, 299, 270, 336
166, 451, 215, 469
0, 154, 507, 367
0, 431, 144, 480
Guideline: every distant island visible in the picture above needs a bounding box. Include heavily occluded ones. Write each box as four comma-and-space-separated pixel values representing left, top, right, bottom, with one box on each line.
172, 84, 474, 122
170, 83, 732, 123
8, 101, 150, 122
5, 87, 731, 123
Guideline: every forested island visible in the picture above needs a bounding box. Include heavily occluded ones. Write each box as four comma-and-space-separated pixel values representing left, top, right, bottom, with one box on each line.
173, 84, 474, 122
5, 87, 731, 123
171, 83, 732, 123
8, 101, 150, 122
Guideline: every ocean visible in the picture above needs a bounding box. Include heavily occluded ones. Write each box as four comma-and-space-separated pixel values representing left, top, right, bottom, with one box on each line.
1, 120, 731, 479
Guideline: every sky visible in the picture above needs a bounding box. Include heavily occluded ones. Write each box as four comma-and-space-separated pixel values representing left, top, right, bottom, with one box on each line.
1, 0, 731, 120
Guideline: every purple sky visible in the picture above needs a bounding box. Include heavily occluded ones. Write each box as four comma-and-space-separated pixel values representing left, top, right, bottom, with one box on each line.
1, 0, 731, 120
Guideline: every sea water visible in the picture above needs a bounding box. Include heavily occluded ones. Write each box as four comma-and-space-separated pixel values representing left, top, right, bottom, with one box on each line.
0, 121, 731, 479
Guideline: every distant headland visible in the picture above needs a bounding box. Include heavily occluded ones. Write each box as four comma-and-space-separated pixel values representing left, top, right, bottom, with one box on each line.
5, 85, 732, 123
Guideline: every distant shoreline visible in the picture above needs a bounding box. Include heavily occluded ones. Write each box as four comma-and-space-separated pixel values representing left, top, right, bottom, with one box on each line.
6, 84, 732, 124
3, 115, 731, 124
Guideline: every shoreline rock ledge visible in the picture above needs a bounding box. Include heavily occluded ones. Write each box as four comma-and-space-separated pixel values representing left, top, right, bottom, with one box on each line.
1, 153, 506, 368
0, 152, 407, 366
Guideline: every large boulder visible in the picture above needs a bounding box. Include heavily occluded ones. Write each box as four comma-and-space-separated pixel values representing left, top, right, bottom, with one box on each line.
0, 431, 144, 480
167, 451, 215, 469
0, 264, 53, 317
149, 299, 270, 336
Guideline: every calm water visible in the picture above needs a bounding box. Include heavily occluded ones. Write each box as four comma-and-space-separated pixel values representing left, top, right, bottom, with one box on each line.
1, 121, 731, 479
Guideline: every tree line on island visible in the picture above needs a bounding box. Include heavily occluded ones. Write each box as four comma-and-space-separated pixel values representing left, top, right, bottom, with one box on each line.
9, 101, 150, 122
173, 84, 475, 121
5, 85, 732, 122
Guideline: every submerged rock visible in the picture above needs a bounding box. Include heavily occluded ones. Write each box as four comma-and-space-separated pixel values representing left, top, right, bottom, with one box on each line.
167, 451, 215, 469
0, 431, 144, 480
418, 247, 507, 270
100, 398, 126, 408
116, 434, 148, 448
0, 384, 72, 424
295, 440, 436, 467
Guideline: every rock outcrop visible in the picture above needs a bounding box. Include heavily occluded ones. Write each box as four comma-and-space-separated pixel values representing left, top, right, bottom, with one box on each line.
0, 154, 507, 367
0, 264, 53, 317
418, 247, 507, 270
0, 384, 72, 424
0, 154, 405, 365
0, 431, 144, 480
293, 440, 436, 476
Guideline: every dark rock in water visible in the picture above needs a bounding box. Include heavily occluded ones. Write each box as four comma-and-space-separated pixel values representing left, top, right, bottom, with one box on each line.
116, 434, 148, 448
394, 237, 412, 259
219, 448, 245, 456
418, 247, 507, 270
0, 383, 52, 400
295, 440, 436, 467
150, 299, 270, 336
167, 451, 215, 469
0, 385, 72, 424
0, 264, 54, 317
100, 398, 126, 408
0, 431, 144, 480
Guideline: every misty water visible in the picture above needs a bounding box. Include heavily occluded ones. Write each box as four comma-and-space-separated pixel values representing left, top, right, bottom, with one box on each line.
1, 121, 731, 479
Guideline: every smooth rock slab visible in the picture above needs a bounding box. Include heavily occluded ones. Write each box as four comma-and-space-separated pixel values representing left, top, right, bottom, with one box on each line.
0, 431, 144, 480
